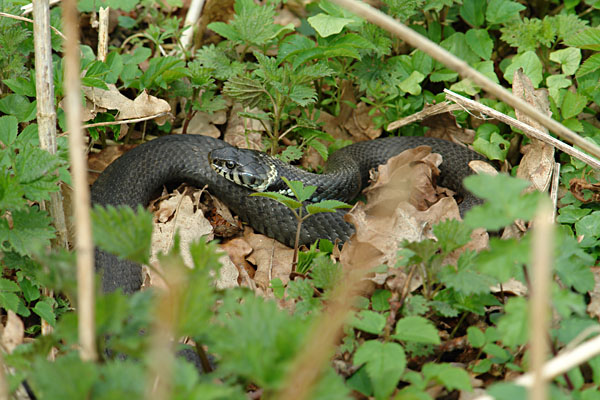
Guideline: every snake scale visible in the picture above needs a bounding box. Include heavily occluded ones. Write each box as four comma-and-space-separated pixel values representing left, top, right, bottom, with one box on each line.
91, 134, 486, 293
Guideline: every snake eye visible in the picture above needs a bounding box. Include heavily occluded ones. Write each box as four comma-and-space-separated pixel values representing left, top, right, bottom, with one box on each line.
225, 160, 235, 169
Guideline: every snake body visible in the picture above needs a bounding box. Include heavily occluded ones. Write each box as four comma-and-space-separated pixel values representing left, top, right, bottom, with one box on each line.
91, 134, 486, 293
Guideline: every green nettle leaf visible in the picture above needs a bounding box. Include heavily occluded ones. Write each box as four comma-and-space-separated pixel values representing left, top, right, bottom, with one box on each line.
500, 17, 556, 53
282, 177, 317, 203
31, 354, 98, 399
549, 48, 582, 75
0, 278, 21, 313
2, 76, 36, 97
14, 145, 63, 202
399, 71, 425, 95
0, 94, 37, 123
223, 76, 267, 109
474, 237, 530, 283
439, 251, 497, 295
0, 172, 26, 211
33, 300, 56, 327
463, 174, 547, 230
307, 13, 354, 37
371, 289, 391, 312
472, 123, 510, 161
350, 310, 386, 335
279, 145, 304, 163
306, 200, 351, 215
503, 51, 543, 87
251, 192, 303, 210
485, 0, 526, 25
465, 29, 493, 60
91, 205, 153, 265
422, 363, 473, 392
432, 219, 472, 253
460, 0, 486, 27
576, 53, 600, 78
289, 85, 317, 107
354, 341, 406, 400
0, 115, 18, 146
561, 90, 588, 120
496, 297, 529, 348
564, 27, 600, 51
0, 208, 55, 256
392, 316, 440, 345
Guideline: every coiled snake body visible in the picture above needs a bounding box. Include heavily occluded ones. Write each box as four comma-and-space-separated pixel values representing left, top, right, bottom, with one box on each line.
91, 134, 486, 293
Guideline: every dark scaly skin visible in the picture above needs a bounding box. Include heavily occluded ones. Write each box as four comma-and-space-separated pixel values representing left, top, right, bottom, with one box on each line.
91, 134, 486, 293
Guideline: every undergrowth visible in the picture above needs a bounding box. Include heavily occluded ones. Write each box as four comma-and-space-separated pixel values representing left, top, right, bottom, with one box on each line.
1, 0, 600, 398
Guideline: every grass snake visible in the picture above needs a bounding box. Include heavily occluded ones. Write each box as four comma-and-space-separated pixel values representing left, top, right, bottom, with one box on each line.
91, 134, 486, 293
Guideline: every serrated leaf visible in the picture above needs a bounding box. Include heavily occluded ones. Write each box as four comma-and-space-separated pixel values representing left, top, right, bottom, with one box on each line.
289, 85, 317, 107
14, 145, 63, 202
306, 200, 351, 215
474, 237, 530, 282
279, 146, 303, 163
2, 77, 36, 97
565, 27, 600, 50
0, 172, 26, 211
0, 95, 37, 123
496, 297, 529, 348
486, 0, 526, 25
354, 341, 406, 400
281, 177, 317, 203
561, 90, 587, 120
250, 192, 303, 210
392, 316, 440, 344
0, 115, 18, 146
33, 300, 56, 327
308, 13, 354, 37
433, 219, 473, 253
576, 53, 600, 78
0, 208, 55, 256
91, 205, 153, 264
550, 47, 581, 75
223, 76, 268, 109
350, 310, 386, 335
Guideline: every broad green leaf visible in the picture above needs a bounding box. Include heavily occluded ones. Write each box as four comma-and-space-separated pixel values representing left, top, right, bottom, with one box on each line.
392, 316, 440, 344
91, 205, 153, 264
422, 363, 473, 392
33, 300, 56, 327
14, 145, 63, 202
460, 0, 486, 27
474, 237, 530, 282
549, 48, 581, 75
0, 278, 20, 313
350, 310, 386, 335
31, 354, 97, 399
467, 326, 486, 348
503, 51, 543, 87
440, 32, 480, 64
432, 219, 472, 253
0, 94, 37, 123
547, 74, 572, 103
472, 123, 510, 161
251, 192, 303, 210
0, 172, 26, 211
565, 27, 600, 50
430, 68, 458, 82
439, 251, 496, 295
412, 50, 433, 76
465, 29, 493, 60
371, 289, 391, 312
561, 90, 587, 120
577, 53, 600, 77
557, 204, 592, 224
224, 76, 267, 109
562, 118, 584, 132
306, 200, 351, 215
2, 77, 36, 97
486, 0, 526, 25
307, 13, 354, 37
574, 211, 600, 248
399, 71, 425, 95
354, 341, 406, 400
0, 115, 18, 146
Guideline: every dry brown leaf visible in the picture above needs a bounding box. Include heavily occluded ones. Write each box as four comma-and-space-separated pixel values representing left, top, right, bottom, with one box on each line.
513, 69, 554, 193
147, 192, 239, 289
174, 110, 226, 137
569, 178, 600, 203
221, 237, 255, 287
224, 103, 265, 149
244, 228, 294, 291
423, 112, 475, 144
587, 267, 600, 320
2, 311, 24, 353
83, 86, 171, 128
343, 101, 382, 141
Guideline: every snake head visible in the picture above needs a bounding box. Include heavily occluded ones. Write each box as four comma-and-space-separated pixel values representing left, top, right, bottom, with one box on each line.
208, 147, 278, 192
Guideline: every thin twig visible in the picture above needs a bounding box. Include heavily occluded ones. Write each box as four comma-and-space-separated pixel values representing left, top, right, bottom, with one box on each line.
331, 0, 600, 160
444, 89, 600, 170
529, 201, 553, 400
62, 0, 97, 362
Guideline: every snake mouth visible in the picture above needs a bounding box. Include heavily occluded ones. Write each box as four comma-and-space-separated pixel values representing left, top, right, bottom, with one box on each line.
208, 148, 277, 192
